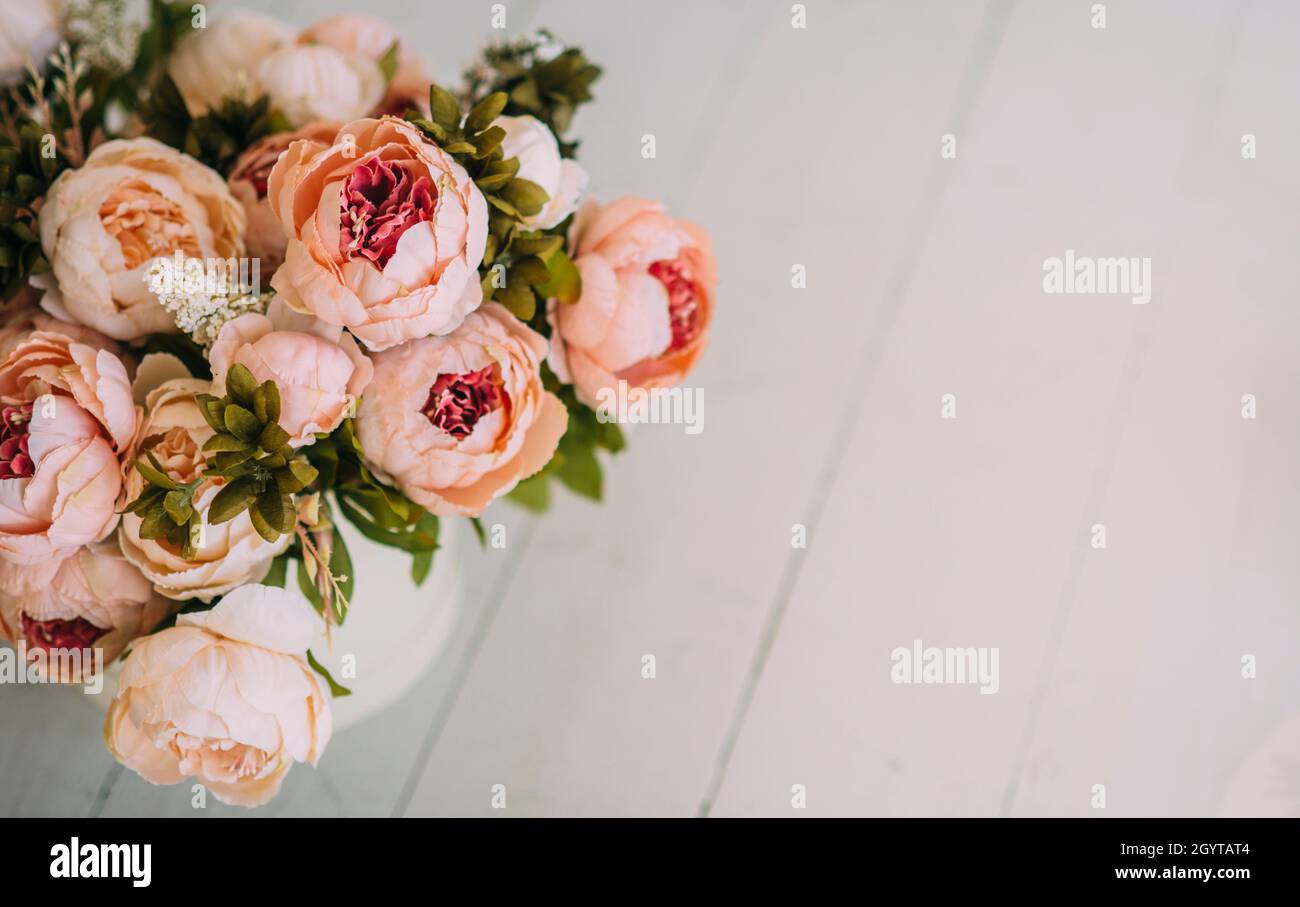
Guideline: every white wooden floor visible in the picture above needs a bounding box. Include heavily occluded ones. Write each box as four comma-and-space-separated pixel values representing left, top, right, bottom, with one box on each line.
3, 0, 1300, 817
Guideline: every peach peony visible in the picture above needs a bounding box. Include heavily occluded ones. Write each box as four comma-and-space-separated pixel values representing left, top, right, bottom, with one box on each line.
548, 197, 717, 408
104, 584, 331, 808
267, 117, 488, 351
0, 326, 137, 563
298, 14, 431, 116
354, 302, 567, 516
228, 121, 341, 275
209, 300, 373, 448
117, 375, 291, 601
0, 540, 169, 683
167, 10, 296, 115
38, 138, 246, 340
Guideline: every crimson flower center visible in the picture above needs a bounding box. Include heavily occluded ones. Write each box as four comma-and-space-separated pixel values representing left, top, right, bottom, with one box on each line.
648, 259, 702, 353
0, 403, 34, 479
340, 157, 436, 269
20, 612, 105, 653
421, 366, 506, 440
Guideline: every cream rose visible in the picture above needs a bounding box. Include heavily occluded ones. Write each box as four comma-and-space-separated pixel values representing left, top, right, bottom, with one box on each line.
117, 376, 290, 601
38, 137, 246, 340
298, 13, 431, 115
104, 584, 332, 808
0, 540, 169, 683
167, 10, 296, 115
0, 0, 60, 81
209, 300, 373, 448
257, 44, 385, 129
267, 117, 488, 351
354, 302, 567, 516
497, 115, 588, 229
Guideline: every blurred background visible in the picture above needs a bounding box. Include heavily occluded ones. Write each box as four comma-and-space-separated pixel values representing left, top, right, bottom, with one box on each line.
3, 0, 1300, 817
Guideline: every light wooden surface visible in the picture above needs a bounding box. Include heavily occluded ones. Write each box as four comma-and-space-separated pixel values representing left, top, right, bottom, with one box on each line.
2, 0, 1299, 817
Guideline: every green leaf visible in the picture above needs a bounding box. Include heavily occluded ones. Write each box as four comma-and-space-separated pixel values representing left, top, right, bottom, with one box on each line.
259, 421, 291, 453
225, 363, 258, 409
297, 557, 325, 613
223, 405, 262, 442
537, 247, 582, 304
329, 529, 354, 623
465, 91, 507, 133
428, 83, 461, 132
508, 473, 551, 512
163, 489, 193, 525
134, 456, 177, 490
196, 395, 226, 432
510, 255, 551, 286
208, 476, 257, 525
202, 434, 252, 454
275, 460, 319, 494
264, 553, 289, 588
470, 516, 487, 548
253, 490, 287, 543
378, 40, 401, 85
498, 280, 536, 321
555, 444, 602, 501
500, 178, 549, 217
263, 380, 281, 425
307, 650, 353, 697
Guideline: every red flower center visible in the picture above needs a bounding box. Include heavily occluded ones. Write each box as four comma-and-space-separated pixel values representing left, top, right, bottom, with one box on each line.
0, 403, 34, 479
340, 157, 436, 269
648, 259, 702, 353
421, 365, 506, 440
20, 612, 105, 653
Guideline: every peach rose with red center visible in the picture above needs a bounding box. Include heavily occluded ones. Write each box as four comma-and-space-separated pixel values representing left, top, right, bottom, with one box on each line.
0, 326, 137, 564
354, 302, 567, 516
267, 117, 488, 352
0, 540, 169, 683
548, 197, 717, 408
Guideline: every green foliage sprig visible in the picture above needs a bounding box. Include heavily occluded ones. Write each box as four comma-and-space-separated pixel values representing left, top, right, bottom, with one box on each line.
461, 30, 601, 158
409, 85, 582, 323
126, 365, 318, 551
305, 418, 440, 586
0, 122, 56, 299
140, 78, 288, 176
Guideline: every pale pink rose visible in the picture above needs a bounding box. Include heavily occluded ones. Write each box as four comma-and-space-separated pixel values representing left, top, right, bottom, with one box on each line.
548, 197, 717, 409
209, 303, 373, 447
496, 115, 587, 229
0, 328, 137, 563
38, 138, 246, 340
354, 302, 568, 516
267, 117, 488, 352
298, 14, 431, 116
256, 44, 386, 129
104, 584, 332, 808
117, 376, 291, 601
0, 540, 169, 683
228, 122, 341, 275
167, 10, 296, 116
0, 0, 59, 81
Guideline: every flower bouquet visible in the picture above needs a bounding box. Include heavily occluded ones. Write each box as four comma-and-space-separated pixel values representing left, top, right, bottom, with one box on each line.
0, 2, 716, 807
